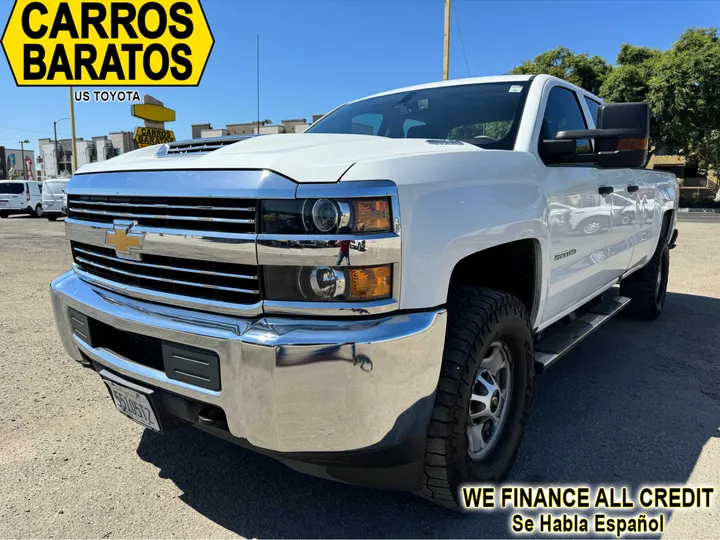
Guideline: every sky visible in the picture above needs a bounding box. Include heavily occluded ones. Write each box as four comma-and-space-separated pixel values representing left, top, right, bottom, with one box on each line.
1, 0, 719, 157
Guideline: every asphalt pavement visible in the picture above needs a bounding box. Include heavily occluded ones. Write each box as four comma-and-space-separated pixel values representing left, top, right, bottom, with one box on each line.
0, 216, 718, 538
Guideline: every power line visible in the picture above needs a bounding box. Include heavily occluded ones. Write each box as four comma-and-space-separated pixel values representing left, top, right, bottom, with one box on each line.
0, 124, 47, 136
452, 0, 471, 77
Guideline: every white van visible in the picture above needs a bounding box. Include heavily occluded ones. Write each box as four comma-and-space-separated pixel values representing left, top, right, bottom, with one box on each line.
0, 181, 44, 218
41, 179, 70, 221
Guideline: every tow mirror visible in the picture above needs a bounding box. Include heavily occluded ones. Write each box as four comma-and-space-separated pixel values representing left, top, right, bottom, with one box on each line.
542, 139, 576, 156
553, 103, 650, 168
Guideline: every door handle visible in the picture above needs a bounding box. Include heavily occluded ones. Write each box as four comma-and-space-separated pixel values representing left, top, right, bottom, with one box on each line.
627, 185, 639, 193
598, 186, 614, 195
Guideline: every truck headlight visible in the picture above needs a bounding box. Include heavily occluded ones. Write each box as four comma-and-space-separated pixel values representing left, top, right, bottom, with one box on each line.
262, 198, 391, 234
264, 265, 392, 302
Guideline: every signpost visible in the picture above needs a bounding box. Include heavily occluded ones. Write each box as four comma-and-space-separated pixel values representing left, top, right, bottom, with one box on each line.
132, 95, 176, 148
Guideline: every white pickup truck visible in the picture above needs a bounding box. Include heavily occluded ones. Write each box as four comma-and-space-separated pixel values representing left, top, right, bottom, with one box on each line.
50, 74, 678, 509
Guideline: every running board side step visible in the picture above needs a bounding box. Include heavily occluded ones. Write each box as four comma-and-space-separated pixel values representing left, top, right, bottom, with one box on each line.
534, 296, 631, 373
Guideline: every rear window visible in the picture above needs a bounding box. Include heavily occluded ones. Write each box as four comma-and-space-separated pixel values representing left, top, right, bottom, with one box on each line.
44, 181, 68, 192
0, 182, 24, 194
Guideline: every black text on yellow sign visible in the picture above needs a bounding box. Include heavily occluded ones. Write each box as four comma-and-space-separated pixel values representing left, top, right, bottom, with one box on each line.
1, 0, 214, 86
135, 127, 175, 148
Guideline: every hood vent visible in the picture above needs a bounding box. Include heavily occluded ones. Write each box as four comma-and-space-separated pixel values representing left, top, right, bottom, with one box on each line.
156, 135, 259, 157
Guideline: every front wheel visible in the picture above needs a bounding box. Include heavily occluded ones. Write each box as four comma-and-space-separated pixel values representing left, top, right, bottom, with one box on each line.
416, 287, 533, 510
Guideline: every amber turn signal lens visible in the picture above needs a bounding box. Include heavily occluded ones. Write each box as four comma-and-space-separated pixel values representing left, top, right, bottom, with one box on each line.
353, 199, 391, 233
348, 265, 392, 300
616, 138, 648, 151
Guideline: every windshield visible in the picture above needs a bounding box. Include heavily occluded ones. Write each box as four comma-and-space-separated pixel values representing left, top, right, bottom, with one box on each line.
307, 81, 530, 149
0, 182, 24, 194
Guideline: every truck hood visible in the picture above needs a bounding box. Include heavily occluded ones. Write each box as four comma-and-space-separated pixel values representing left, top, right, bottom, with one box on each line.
75, 134, 479, 183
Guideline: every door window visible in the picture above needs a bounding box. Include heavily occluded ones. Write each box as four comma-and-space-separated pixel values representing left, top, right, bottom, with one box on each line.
584, 97, 601, 126
539, 86, 592, 157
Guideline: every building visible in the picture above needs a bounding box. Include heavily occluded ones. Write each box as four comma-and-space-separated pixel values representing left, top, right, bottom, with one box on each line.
192, 115, 324, 139
0, 146, 36, 180
37, 131, 135, 179
647, 148, 719, 204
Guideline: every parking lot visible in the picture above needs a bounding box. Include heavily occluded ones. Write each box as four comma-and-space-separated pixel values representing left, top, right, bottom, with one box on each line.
0, 215, 718, 539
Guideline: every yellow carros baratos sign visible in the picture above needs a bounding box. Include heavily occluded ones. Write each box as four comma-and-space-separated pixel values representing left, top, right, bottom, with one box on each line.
1, 0, 214, 86
135, 127, 175, 147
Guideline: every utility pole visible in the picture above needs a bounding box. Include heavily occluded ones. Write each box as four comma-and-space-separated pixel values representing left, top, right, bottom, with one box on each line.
53, 117, 69, 177
19, 139, 28, 179
443, 0, 451, 80
256, 34, 260, 135
68, 87, 77, 173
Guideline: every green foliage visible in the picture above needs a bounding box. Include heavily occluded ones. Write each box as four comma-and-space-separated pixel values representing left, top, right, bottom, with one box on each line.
647, 28, 720, 170
510, 46, 612, 95
616, 44, 661, 66
448, 121, 512, 140
512, 28, 720, 170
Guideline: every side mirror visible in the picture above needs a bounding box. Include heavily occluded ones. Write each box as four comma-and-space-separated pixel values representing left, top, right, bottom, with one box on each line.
553, 102, 650, 168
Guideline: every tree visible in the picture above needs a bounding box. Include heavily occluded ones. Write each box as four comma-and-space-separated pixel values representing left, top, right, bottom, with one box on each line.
600, 44, 662, 145
509, 46, 612, 95
647, 28, 720, 172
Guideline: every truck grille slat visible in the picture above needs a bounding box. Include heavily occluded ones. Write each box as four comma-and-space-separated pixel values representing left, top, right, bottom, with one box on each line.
69, 207, 255, 225
67, 195, 258, 234
71, 242, 261, 305
73, 247, 257, 281
72, 200, 256, 212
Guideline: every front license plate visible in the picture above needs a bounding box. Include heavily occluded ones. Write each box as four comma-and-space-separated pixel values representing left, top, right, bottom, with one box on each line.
106, 380, 160, 431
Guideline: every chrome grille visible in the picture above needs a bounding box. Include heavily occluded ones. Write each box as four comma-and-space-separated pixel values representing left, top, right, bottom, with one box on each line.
71, 242, 261, 305
67, 195, 257, 234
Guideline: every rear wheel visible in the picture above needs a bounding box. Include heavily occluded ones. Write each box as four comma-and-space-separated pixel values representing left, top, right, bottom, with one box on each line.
416, 287, 533, 510
620, 243, 669, 321
46, 215, 58, 222
33, 204, 43, 218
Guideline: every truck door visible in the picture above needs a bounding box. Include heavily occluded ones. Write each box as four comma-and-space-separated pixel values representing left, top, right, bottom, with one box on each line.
537, 84, 615, 323
582, 96, 639, 277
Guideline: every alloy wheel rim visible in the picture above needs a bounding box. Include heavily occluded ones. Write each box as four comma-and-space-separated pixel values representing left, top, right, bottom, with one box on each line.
467, 341, 513, 460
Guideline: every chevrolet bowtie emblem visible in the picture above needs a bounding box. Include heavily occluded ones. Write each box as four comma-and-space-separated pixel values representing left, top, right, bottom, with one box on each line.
105, 220, 145, 261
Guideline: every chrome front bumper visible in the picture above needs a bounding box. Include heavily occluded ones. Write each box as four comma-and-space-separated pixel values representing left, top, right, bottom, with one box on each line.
50, 271, 447, 454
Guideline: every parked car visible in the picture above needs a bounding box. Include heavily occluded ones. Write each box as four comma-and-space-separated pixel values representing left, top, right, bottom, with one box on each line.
41, 179, 70, 221
50, 74, 678, 510
0, 180, 44, 218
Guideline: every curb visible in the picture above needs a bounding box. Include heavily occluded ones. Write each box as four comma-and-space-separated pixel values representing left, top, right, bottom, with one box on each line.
678, 208, 720, 213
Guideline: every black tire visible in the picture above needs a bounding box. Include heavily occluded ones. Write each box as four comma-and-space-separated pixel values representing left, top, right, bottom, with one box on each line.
620, 242, 670, 321
32, 204, 43, 218
416, 287, 533, 510
46, 216, 58, 221
0, 212, 7, 218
